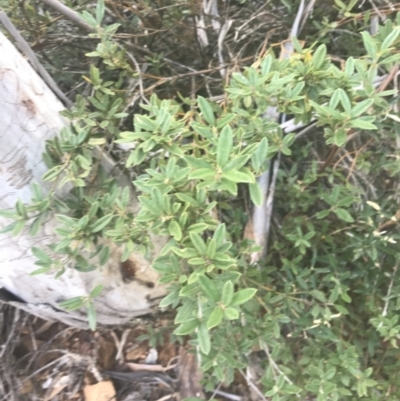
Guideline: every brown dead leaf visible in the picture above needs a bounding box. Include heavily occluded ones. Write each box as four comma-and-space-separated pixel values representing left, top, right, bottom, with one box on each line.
243, 219, 254, 241
83, 381, 116, 401
19, 379, 33, 395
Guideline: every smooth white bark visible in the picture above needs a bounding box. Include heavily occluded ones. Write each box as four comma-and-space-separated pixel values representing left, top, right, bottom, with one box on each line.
0, 31, 165, 328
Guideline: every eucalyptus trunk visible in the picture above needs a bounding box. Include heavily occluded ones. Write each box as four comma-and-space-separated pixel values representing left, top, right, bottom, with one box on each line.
0, 31, 165, 329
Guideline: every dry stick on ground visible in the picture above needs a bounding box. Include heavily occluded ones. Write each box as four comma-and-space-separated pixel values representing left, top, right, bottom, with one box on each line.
110, 329, 131, 364
126, 362, 178, 373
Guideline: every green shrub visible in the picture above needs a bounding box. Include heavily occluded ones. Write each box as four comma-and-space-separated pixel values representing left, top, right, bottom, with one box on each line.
2, 1, 400, 399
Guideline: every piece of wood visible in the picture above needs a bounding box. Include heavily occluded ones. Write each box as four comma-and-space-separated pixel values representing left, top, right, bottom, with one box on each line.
0, 31, 165, 328
177, 347, 204, 401
83, 381, 116, 401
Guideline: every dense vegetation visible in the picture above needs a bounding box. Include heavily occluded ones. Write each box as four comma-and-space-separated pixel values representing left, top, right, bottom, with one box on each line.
1, 0, 400, 399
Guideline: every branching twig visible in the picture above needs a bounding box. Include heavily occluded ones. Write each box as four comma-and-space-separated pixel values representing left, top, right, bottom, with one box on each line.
125, 51, 149, 104
261, 341, 293, 385
111, 329, 131, 363
239, 369, 268, 401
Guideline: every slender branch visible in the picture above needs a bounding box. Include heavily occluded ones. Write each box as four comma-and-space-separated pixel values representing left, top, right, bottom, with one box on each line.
239, 369, 268, 401
212, 389, 242, 401
125, 50, 149, 104
294, 122, 317, 141
38, 0, 95, 33
261, 341, 293, 385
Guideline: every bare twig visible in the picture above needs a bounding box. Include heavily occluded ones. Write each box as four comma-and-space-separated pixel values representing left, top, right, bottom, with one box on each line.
239, 369, 268, 401
125, 51, 149, 104
126, 361, 178, 372
261, 342, 293, 385
294, 122, 317, 141
111, 329, 131, 363
377, 64, 399, 92
368, 0, 386, 21
154, 394, 177, 401
213, 389, 242, 401
89, 364, 103, 382
27, 319, 38, 352
38, 0, 95, 33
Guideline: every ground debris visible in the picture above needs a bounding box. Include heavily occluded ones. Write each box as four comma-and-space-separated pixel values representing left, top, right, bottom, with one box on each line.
1, 303, 251, 401
0, 303, 180, 401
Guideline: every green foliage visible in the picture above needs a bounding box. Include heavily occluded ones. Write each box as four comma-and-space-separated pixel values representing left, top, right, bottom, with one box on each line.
58, 284, 104, 331
2, 2, 400, 399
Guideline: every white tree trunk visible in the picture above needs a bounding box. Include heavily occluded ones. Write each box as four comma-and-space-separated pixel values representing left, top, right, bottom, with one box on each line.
0, 31, 165, 328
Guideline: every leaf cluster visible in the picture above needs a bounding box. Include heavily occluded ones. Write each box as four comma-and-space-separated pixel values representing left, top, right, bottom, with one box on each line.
2, 2, 400, 399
